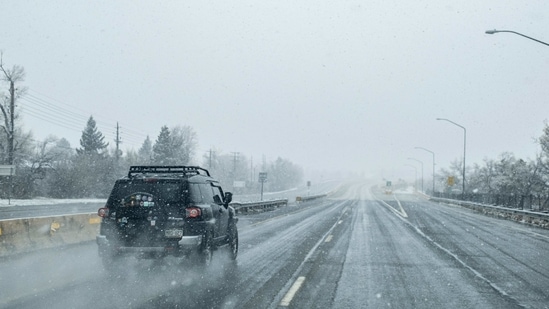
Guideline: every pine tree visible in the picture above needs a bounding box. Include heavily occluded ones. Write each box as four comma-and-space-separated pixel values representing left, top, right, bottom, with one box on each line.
138, 135, 153, 164
73, 116, 112, 197
152, 126, 175, 165
77, 116, 108, 155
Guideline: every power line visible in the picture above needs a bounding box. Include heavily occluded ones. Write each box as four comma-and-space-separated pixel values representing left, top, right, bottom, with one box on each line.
27, 89, 148, 138
20, 89, 149, 149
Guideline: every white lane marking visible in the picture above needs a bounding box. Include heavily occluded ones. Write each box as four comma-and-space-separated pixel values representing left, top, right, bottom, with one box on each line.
410, 224, 516, 302
274, 202, 348, 307
375, 196, 408, 218
325, 235, 333, 243
506, 225, 549, 240
386, 202, 521, 305
279, 276, 306, 306
392, 195, 409, 217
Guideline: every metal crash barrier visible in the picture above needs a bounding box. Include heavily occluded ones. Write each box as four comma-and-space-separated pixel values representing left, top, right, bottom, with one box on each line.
430, 197, 549, 229
295, 194, 327, 203
231, 199, 288, 214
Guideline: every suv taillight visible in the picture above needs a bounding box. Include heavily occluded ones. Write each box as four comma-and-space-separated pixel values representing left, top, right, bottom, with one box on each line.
186, 207, 201, 218
98, 207, 109, 218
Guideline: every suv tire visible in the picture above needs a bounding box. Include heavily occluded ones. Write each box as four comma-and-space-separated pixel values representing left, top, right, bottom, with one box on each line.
227, 223, 238, 260
198, 232, 213, 267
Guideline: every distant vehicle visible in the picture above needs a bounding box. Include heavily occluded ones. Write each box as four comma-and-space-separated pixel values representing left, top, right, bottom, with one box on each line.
96, 166, 238, 270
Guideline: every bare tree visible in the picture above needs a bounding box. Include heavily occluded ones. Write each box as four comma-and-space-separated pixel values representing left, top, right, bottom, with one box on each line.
0, 52, 26, 164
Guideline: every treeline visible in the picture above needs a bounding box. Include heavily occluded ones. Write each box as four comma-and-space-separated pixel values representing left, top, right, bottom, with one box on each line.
432, 123, 549, 206
0, 116, 303, 198
0, 57, 303, 199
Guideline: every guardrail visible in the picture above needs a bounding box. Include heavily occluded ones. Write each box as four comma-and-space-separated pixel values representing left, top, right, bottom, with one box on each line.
431, 197, 549, 229
295, 194, 327, 203
231, 199, 288, 214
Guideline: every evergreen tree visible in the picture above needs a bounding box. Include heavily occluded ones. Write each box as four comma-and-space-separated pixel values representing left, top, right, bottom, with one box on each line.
138, 135, 153, 164
152, 126, 175, 165
77, 116, 108, 155
72, 116, 112, 197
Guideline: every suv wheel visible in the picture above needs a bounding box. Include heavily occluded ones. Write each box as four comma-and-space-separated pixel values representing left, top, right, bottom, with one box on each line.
198, 233, 213, 266
227, 224, 238, 260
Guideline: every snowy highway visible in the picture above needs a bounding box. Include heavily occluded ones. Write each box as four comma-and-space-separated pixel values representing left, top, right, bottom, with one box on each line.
1, 181, 549, 308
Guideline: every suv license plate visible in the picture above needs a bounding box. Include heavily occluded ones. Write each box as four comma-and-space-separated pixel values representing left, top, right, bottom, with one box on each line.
165, 229, 183, 238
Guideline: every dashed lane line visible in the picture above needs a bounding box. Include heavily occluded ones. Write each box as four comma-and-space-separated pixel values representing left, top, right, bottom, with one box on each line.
273, 202, 348, 308
279, 276, 306, 307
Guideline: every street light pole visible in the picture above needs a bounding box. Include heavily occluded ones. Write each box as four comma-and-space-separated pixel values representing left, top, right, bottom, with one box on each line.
436, 118, 466, 199
407, 158, 424, 193
485, 29, 549, 47
415, 147, 435, 194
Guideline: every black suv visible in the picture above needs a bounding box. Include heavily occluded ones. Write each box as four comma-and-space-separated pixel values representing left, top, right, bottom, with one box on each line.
96, 166, 238, 268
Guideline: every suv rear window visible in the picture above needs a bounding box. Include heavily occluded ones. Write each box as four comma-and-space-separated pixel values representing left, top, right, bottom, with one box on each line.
108, 180, 184, 207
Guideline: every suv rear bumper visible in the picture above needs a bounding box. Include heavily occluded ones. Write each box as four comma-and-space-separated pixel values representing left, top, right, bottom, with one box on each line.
96, 234, 203, 255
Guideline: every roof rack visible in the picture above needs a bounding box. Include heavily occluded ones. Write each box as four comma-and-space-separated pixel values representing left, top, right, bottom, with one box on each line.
128, 166, 211, 178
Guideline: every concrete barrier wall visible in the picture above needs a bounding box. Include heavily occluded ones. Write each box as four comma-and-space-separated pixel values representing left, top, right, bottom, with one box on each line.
0, 198, 311, 257
0, 199, 290, 257
0, 213, 100, 257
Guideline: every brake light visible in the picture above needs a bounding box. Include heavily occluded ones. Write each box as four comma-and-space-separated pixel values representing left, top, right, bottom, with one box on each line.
98, 207, 109, 218
186, 207, 201, 218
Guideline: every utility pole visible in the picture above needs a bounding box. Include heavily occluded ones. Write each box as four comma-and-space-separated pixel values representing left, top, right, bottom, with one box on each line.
231, 152, 239, 190
250, 156, 253, 182
231, 152, 239, 175
114, 122, 122, 163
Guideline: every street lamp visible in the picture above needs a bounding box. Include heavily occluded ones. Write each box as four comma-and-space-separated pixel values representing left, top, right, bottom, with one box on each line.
436, 118, 466, 199
407, 158, 423, 193
415, 147, 435, 194
405, 164, 417, 192
485, 29, 549, 47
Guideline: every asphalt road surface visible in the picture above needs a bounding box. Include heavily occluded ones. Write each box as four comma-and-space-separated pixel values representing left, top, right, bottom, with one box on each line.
1, 181, 548, 308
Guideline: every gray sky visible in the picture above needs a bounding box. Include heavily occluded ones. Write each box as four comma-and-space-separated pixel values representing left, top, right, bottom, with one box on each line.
1, 1, 549, 180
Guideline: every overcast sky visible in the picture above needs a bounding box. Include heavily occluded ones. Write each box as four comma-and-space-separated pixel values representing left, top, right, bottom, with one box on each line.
1, 1, 549, 181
